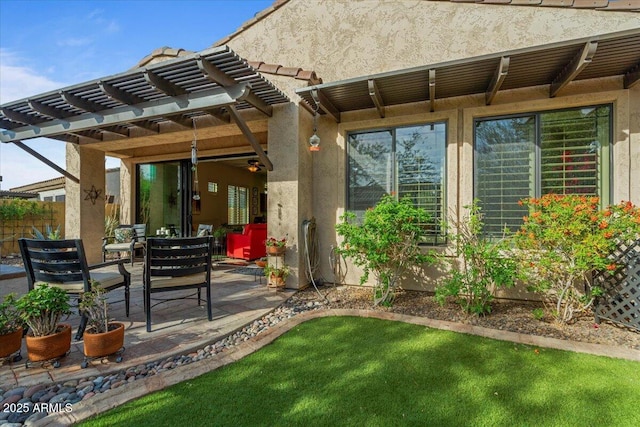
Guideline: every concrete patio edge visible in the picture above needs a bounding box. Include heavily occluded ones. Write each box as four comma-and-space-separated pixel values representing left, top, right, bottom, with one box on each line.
35, 309, 640, 426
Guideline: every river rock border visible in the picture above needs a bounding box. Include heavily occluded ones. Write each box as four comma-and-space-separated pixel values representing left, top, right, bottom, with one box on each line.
0, 298, 325, 427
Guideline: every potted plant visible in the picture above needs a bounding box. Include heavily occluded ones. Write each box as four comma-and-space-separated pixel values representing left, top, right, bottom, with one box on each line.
255, 257, 267, 268
0, 293, 24, 361
265, 236, 287, 255
264, 264, 290, 289
16, 284, 72, 367
212, 226, 228, 248
79, 284, 125, 368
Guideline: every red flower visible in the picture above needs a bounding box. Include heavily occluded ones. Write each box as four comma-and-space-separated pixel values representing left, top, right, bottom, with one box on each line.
598, 221, 608, 229
606, 264, 617, 271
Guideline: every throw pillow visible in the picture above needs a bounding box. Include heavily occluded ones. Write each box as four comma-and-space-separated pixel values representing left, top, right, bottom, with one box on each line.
114, 228, 133, 243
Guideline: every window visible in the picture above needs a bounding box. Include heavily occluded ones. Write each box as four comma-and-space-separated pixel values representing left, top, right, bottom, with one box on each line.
474, 104, 611, 236
347, 123, 447, 244
55, 195, 65, 202
228, 185, 249, 225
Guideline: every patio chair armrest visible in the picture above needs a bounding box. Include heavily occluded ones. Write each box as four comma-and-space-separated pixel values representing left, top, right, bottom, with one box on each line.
88, 258, 129, 271
102, 236, 114, 248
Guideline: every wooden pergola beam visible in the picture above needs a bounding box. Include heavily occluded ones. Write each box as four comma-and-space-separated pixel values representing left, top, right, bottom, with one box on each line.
550, 41, 598, 98
368, 79, 385, 118
428, 69, 436, 112
485, 56, 510, 105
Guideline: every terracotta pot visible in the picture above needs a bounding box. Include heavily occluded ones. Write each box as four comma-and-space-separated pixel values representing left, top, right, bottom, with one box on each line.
267, 274, 286, 288
255, 260, 267, 268
0, 326, 23, 358
25, 323, 71, 362
83, 322, 125, 357
267, 246, 285, 255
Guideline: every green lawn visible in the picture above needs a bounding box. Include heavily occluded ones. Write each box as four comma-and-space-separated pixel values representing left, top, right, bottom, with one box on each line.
81, 317, 639, 427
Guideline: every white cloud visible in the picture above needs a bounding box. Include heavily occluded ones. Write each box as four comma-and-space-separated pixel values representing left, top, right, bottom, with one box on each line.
0, 51, 70, 189
57, 37, 93, 47
105, 20, 120, 34
0, 49, 66, 103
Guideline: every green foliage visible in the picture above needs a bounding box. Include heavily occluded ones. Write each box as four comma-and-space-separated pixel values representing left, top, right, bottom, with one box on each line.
212, 226, 228, 239
105, 205, 120, 238
16, 284, 71, 337
0, 199, 48, 221
335, 195, 434, 306
435, 202, 518, 315
532, 308, 545, 321
263, 264, 290, 280
0, 293, 23, 335
79, 284, 110, 334
514, 194, 640, 324
31, 224, 61, 240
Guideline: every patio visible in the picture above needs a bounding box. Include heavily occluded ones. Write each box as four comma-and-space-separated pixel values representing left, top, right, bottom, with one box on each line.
0, 261, 294, 389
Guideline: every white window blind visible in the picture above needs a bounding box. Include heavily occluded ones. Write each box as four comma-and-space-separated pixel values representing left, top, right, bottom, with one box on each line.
475, 105, 610, 237
228, 185, 249, 225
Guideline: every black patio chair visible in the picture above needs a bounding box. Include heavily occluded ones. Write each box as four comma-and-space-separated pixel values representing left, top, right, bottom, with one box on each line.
102, 224, 146, 266
19, 238, 130, 340
143, 236, 213, 332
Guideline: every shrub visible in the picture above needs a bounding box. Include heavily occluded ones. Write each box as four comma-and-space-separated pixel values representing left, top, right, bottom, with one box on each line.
336, 195, 434, 306
16, 284, 71, 336
514, 195, 640, 324
435, 202, 518, 315
0, 199, 48, 221
79, 285, 110, 334
0, 293, 23, 335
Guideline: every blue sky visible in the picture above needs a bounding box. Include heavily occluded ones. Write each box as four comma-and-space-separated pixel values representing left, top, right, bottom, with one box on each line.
0, 0, 273, 190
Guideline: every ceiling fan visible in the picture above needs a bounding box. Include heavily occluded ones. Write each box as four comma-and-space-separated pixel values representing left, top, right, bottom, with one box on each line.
247, 159, 264, 172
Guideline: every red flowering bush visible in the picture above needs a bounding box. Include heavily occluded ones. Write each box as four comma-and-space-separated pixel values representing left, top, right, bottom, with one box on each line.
514, 194, 640, 323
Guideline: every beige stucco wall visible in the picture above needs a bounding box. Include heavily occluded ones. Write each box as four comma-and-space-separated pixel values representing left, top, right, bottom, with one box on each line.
227, 0, 640, 83
222, 1, 639, 292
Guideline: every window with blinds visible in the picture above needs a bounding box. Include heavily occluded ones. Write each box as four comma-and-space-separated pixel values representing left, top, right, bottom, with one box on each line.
347, 123, 447, 244
475, 105, 611, 237
228, 185, 249, 225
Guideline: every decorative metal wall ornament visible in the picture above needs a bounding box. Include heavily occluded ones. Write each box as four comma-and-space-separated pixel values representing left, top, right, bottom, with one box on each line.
84, 185, 102, 205
191, 118, 200, 201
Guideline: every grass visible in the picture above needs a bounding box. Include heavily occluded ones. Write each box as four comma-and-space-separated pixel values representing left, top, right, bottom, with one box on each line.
81, 317, 639, 427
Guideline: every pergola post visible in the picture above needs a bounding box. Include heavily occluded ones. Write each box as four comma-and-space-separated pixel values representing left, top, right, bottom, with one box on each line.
65, 143, 106, 264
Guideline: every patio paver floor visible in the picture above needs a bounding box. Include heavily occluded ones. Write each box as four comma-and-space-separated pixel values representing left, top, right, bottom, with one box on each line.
0, 262, 294, 389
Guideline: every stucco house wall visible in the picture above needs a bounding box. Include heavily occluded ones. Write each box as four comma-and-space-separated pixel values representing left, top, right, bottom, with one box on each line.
221, 0, 640, 291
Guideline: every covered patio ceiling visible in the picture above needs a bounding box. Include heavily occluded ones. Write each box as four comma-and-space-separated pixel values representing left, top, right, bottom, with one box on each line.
297, 28, 640, 122
0, 45, 291, 178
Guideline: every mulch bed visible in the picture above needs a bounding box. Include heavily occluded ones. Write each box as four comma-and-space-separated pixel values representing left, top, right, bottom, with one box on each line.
295, 285, 640, 351
4, 255, 638, 351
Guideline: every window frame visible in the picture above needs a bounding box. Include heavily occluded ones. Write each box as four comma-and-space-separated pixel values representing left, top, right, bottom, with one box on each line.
473, 103, 613, 236
345, 121, 448, 245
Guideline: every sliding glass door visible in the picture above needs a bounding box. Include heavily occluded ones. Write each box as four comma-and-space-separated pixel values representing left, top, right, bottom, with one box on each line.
137, 161, 189, 236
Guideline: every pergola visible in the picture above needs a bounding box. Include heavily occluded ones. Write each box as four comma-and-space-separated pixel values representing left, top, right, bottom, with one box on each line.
297, 28, 639, 121
0, 45, 291, 181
